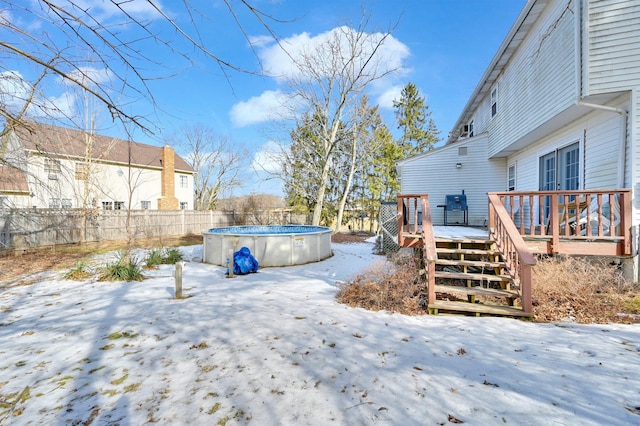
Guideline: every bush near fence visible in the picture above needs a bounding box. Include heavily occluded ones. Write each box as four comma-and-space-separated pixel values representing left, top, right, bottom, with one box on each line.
0, 209, 307, 249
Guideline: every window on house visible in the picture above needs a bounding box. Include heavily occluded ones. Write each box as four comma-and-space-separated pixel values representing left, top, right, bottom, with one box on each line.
180, 202, 188, 210
44, 158, 61, 173
141, 200, 151, 210
102, 201, 113, 210
75, 162, 89, 180
180, 175, 188, 189
508, 164, 516, 191
61, 199, 72, 208
49, 198, 61, 208
114, 201, 125, 210
468, 120, 474, 137
491, 88, 497, 118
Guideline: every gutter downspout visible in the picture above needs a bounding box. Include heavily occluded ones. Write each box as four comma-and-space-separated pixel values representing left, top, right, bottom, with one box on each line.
576, 100, 629, 188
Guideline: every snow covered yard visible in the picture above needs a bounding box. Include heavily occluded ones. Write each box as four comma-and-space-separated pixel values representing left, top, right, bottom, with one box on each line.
1, 241, 639, 425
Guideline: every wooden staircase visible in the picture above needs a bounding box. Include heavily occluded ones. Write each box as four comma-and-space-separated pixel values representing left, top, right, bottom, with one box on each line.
398, 193, 534, 318
425, 238, 530, 317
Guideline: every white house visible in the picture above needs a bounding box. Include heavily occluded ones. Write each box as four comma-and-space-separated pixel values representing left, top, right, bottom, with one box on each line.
398, 0, 639, 278
0, 121, 195, 210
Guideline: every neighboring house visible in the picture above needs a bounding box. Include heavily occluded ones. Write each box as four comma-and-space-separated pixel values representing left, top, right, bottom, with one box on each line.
0, 121, 195, 210
398, 0, 639, 280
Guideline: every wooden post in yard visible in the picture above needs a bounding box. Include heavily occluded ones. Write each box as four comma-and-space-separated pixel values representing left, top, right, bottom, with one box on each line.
227, 248, 235, 278
175, 262, 183, 298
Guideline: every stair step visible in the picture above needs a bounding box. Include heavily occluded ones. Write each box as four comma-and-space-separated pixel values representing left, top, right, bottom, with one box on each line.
435, 271, 511, 282
436, 258, 505, 269
435, 238, 494, 245
437, 248, 501, 256
434, 284, 518, 299
429, 300, 530, 317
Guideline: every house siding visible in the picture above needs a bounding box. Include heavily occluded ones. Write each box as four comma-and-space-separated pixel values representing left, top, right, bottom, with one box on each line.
586, 0, 640, 94
1, 124, 194, 210
488, 0, 578, 157
507, 97, 628, 192
632, 89, 640, 232
398, 135, 506, 226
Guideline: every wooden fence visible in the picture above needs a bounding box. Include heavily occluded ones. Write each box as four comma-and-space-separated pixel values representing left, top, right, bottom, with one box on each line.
0, 209, 305, 249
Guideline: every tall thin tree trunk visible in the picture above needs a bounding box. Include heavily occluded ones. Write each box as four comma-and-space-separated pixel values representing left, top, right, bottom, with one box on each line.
335, 130, 358, 232
311, 159, 332, 225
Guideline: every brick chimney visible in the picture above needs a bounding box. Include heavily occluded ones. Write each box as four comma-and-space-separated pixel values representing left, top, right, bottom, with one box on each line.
157, 145, 179, 210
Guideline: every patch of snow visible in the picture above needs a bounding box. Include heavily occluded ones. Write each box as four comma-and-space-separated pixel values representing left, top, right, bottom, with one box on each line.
0, 241, 638, 424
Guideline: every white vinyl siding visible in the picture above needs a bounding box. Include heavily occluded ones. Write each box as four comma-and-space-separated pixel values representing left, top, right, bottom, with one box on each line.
632, 89, 640, 233
586, 0, 640, 94
584, 114, 623, 188
488, 0, 578, 157
398, 135, 506, 226
507, 105, 625, 192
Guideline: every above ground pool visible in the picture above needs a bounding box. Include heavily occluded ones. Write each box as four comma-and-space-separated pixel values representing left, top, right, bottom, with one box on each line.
202, 225, 333, 267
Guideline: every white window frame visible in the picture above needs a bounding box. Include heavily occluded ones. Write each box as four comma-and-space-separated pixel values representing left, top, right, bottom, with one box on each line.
180, 202, 188, 210
75, 162, 89, 180
141, 200, 151, 210
44, 158, 61, 173
490, 88, 497, 118
102, 201, 113, 210
114, 201, 125, 210
507, 164, 516, 191
180, 175, 188, 189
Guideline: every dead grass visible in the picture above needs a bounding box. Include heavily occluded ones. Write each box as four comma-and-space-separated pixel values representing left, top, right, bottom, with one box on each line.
337, 252, 428, 315
338, 251, 640, 324
0, 234, 202, 286
531, 256, 640, 324
331, 232, 374, 244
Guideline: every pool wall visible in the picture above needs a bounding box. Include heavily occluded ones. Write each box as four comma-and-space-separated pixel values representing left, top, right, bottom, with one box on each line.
202, 225, 333, 267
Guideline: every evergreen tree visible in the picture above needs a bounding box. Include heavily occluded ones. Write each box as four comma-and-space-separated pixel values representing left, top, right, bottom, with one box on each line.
393, 82, 440, 158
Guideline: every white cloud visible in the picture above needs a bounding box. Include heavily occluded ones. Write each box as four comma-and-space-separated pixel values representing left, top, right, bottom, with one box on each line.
251, 140, 283, 174
229, 90, 288, 127
376, 85, 404, 110
64, 67, 114, 87
69, 0, 164, 21
0, 70, 82, 120
232, 26, 412, 126
255, 26, 411, 83
0, 71, 31, 111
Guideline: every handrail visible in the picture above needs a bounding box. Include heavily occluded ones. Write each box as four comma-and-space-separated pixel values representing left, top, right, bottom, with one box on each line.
491, 189, 632, 255
398, 194, 437, 306
488, 193, 536, 314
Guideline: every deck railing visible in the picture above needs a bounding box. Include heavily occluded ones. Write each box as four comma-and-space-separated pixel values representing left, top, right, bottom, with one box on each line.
488, 194, 536, 314
490, 189, 632, 256
397, 194, 438, 306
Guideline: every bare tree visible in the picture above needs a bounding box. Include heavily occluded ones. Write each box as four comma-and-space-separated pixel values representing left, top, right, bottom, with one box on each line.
333, 95, 379, 232
282, 15, 400, 226
167, 125, 247, 210
0, 0, 285, 134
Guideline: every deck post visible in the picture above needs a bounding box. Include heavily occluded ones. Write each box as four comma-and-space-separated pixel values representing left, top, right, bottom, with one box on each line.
550, 195, 559, 253
520, 264, 532, 314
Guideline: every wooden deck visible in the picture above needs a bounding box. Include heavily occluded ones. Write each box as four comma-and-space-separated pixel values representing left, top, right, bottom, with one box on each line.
432, 226, 488, 240
397, 190, 633, 317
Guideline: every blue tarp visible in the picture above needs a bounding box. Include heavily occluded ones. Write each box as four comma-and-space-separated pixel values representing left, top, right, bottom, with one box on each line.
233, 247, 259, 275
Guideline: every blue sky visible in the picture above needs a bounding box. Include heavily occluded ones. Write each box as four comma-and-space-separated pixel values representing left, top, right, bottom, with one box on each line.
4, 0, 527, 196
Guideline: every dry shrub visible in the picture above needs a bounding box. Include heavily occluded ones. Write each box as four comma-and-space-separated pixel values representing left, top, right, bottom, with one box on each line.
338, 251, 640, 324
532, 256, 640, 324
337, 252, 428, 315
